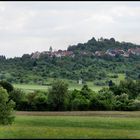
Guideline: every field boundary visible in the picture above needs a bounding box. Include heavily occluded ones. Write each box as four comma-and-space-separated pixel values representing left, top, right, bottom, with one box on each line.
16, 111, 140, 117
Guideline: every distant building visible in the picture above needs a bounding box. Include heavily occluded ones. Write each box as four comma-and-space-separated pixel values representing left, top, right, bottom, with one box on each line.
95, 51, 104, 56
78, 79, 83, 85
106, 49, 117, 56
128, 48, 140, 56
106, 49, 127, 57
122, 52, 129, 57
51, 50, 74, 58
31, 51, 41, 59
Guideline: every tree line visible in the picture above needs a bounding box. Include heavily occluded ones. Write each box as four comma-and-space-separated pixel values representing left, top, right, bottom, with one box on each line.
0, 79, 140, 114
0, 79, 140, 125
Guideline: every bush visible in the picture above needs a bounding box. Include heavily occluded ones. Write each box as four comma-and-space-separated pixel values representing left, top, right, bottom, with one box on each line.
33, 93, 48, 111
80, 84, 92, 99
89, 93, 99, 110
109, 74, 118, 78
128, 100, 140, 111
9, 89, 26, 110
97, 88, 116, 110
0, 81, 14, 93
0, 87, 15, 125
71, 96, 90, 111
115, 93, 130, 110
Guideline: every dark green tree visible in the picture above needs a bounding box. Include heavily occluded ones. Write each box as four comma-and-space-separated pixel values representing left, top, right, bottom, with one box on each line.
108, 80, 115, 87
71, 95, 90, 111
47, 80, 68, 111
10, 89, 25, 110
97, 88, 116, 110
80, 84, 91, 99
0, 81, 14, 93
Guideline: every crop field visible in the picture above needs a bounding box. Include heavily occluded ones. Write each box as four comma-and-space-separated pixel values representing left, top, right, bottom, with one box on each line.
0, 111, 140, 139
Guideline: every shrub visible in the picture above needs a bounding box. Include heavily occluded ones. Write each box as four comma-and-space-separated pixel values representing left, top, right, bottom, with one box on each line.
97, 88, 116, 110
80, 84, 92, 99
71, 96, 90, 111
9, 89, 25, 110
128, 99, 140, 111
33, 93, 48, 111
115, 93, 130, 110
0, 81, 14, 93
0, 87, 15, 125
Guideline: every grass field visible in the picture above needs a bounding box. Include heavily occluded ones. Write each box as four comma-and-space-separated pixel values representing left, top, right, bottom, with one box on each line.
13, 82, 104, 92
13, 79, 106, 92
13, 73, 125, 92
0, 111, 140, 139
111, 73, 126, 85
13, 84, 48, 92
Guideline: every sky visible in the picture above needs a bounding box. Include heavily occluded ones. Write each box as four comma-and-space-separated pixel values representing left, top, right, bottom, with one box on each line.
0, 1, 140, 58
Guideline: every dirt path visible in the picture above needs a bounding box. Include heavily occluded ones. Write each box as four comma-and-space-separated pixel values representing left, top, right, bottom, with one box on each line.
16, 111, 140, 117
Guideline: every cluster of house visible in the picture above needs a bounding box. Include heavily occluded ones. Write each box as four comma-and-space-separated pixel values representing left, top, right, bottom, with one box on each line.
31, 50, 75, 59
49, 50, 75, 58
94, 47, 140, 57
31, 47, 140, 59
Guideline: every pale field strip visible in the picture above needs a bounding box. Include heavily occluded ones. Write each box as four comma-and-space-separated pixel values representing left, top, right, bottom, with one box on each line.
16, 111, 140, 117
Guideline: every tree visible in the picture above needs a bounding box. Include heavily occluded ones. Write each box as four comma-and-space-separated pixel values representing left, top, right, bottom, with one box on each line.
109, 84, 123, 96
128, 99, 140, 111
0, 87, 15, 125
87, 37, 97, 45
110, 38, 115, 43
33, 91, 48, 111
71, 95, 90, 111
108, 80, 115, 87
80, 84, 91, 99
0, 81, 14, 93
115, 93, 130, 110
47, 80, 68, 111
111, 80, 140, 99
9, 89, 25, 110
89, 92, 100, 110
98, 88, 116, 110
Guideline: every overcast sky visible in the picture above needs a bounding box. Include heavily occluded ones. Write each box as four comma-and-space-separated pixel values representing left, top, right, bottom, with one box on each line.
0, 1, 140, 58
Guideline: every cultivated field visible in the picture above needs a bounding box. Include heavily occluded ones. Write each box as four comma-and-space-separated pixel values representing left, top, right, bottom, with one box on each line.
0, 111, 140, 139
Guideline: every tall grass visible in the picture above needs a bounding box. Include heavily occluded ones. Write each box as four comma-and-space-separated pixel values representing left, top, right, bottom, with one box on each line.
0, 112, 140, 139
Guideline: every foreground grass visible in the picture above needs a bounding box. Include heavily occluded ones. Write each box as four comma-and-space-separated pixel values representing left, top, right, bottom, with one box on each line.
0, 111, 140, 139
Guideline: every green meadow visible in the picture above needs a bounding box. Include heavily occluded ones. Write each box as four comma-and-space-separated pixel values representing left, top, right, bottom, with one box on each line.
13, 81, 104, 92
13, 73, 125, 92
0, 111, 140, 139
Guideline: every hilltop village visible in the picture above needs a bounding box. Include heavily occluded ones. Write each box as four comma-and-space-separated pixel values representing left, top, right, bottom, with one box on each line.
0, 37, 140, 85
31, 47, 140, 59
